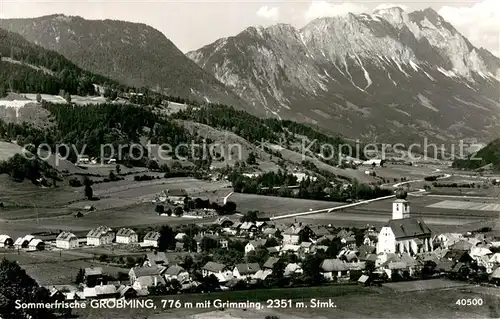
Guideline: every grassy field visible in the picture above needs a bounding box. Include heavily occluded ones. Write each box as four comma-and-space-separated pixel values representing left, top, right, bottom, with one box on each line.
226, 192, 343, 216
0, 141, 24, 161
73, 283, 500, 319
0, 250, 129, 286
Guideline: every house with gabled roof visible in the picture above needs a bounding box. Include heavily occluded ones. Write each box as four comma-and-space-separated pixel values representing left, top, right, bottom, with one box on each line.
84, 284, 117, 299
239, 222, 257, 233
202, 261, 232, 282
84, 267, 104, 287
320, 259, 349, 280
283, 225, 312, 244
86, 226, 114, 246
263, 257, 280, 269
116, 228, 138, 244
142, 231, 161, 248
164, 265, 190, 283
245, 239, 267, 255
14, 235, 34, 249
145, 251, 169, 267
0, 235, 13, 248
215, 217, 234, 228
27, 239, 45, 251
233, 263, 261, 279
56, 231, 78, 249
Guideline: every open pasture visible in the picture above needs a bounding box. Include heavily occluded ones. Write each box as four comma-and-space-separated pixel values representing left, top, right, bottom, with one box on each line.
226, 192, 343, 216
1, 250, 128, 286
266, 143, 375, 183
0, 141, 24, 161
427, 200, 500, 212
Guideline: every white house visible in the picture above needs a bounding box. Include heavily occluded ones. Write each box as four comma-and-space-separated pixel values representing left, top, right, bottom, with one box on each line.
245, 239, 266, 255
86, 226, 114, 246
233, 263, 261, 280
202, 262, 233, 282
115, 228, 138, 244
282, 225, 311, 244
56, 231, 79, 249
164, 265, 190, 283
132, 274, 165, 291
376, 191, 432, 256
435, 233, 464, 249
142, 231, 161, 248
0, 235, 13, 248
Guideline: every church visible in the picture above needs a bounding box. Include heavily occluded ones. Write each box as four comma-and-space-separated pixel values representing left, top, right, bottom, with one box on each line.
376, 190, 432, 256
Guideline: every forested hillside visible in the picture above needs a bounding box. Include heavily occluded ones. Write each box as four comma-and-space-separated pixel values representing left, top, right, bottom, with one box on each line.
452, 138, 500, 171
0, 28, 123, 97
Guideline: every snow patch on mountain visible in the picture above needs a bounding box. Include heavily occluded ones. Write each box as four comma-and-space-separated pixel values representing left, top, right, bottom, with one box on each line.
437, 67, 457, 78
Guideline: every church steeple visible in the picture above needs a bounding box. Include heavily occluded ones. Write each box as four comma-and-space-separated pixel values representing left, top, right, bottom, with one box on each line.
392, 189, 410, 220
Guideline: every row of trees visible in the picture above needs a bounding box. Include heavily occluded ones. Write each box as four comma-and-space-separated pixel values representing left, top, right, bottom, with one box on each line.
229, 169, 391, 202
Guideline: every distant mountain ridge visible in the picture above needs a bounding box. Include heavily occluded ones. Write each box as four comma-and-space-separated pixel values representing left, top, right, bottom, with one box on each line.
187, 7, 500, 143
0, 14, 252, 111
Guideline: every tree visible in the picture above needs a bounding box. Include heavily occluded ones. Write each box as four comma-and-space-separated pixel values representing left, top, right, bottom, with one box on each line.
75, 268, 85, 284
301, 254, 324, 285
246, 248, 269, 265
155, 205, 165, 215
200, 236, 218, 252
158, 225, 175, 251
0, 258, 56, 319
247, 152, 257, 165
36, 93, 42, 102
146, 159, 159, 170
174, 206, 183, 217
64, 92, 71, 103
108, 170, 117, 181
180, 255, 194, 271
200, 274, 220, 292
365, 260, 376, 274
183, 236, 197, 252
240, 210, 259, 223
84, 184, 93, 200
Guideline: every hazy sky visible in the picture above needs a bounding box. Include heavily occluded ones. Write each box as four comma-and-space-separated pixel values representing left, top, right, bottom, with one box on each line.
0, 0, 498, 56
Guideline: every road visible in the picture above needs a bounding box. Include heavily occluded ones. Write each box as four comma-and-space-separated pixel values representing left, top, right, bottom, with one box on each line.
271, 169, 452, 221
270, 191, 428, 221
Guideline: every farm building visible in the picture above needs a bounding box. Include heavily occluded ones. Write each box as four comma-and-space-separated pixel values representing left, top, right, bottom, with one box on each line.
56, 232, 79, 249
27, 239, 45, 251
116, 228, 138, 244
85, 267, 104, 287
142, 231, 161, 248
14, 235, 35, 249
376, 191, 432, 256
363, 159, 383, 167
86, 226, 114, 246
158, 188, 188, 205
0, 235, 13, 248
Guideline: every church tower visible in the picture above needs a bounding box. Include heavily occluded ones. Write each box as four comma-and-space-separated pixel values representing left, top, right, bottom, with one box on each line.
392, 189, 410, 220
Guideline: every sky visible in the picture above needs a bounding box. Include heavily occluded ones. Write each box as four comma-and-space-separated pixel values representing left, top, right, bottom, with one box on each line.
0, 0, 498, 56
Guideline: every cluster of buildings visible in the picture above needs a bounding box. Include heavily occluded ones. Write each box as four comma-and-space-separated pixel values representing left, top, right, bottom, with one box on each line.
4, 191, 500, 302
0, 234, 45, 251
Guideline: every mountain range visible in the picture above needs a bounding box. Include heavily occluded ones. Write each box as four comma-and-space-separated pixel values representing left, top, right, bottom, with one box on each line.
187, 7, 500, 143
1, 7, 499, 143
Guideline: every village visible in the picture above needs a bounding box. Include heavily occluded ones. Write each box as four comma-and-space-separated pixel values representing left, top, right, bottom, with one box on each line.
1, 185, 500, 307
